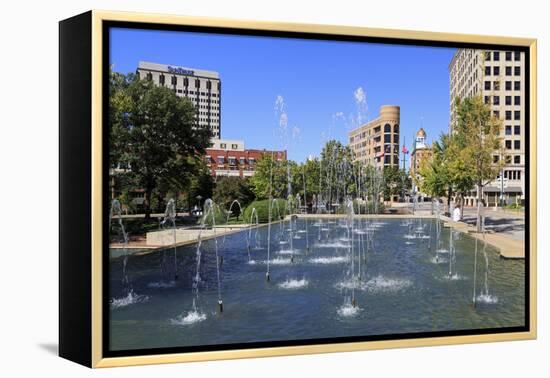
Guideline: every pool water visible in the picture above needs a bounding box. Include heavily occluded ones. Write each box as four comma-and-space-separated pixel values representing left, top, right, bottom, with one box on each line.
109, 218, 525, 351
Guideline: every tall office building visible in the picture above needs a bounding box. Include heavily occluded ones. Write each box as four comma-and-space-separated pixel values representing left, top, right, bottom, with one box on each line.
137, 61, 222, 138
449, 49, 525, 206
348, 105, 400, 170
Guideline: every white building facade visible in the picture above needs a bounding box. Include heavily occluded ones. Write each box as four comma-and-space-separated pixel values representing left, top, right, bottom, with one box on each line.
137, 61, 222, 138
449, 49, 526, 206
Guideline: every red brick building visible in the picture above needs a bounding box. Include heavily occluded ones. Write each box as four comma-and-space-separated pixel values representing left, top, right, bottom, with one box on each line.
205, 139, 286, 179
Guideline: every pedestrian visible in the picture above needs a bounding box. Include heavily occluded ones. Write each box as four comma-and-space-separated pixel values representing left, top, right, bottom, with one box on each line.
453, 204, 461, 222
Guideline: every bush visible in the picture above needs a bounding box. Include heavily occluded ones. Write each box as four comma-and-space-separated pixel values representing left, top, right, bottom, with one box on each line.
199, 203, 228, 226
242, 199, 287, 223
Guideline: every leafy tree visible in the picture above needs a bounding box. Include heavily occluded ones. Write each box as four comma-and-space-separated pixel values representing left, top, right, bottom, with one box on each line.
249, 154, 295, 200
213, 176, 255, 217
453, 96, 503, 230
383, 166, 410, 202
319, 140, 355, 210
292, 158, 320, 211
109, 71, 211, 219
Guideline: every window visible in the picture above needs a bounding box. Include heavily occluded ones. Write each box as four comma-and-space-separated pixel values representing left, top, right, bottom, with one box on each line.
195, 79, 200, 88
493, 110, 500, 119
485, 66, 491, 75
514, 140, 521, 150
146, 72, 152, 81
171, 76, 177, 85
493, 66, 500, 76
484, 81, 491, 90
394, 124, 399, 133
505, 96, 512, 105
384, 134, 391, 143
514, 125, 521, 135
514, 66, 521, 76
514, 81, 521, 90
183, 77, 189, 86
505, 125, 512, 135
514, 155, 521, 164
505, 155, 512, 164
384, 155, 391, 165
159, 74, 165, 85
505, 111, 512, 120
393, 134, 399, 144
514, 51, 521, 61
505, 66, 512, 76
494, 51, 500, 61
506, 51, 512, 61
231, 144, 238, 149
217, 156, 225, 165
485, 51, 491, 61
220, 143, 226, 149
493, 155, 500, 163
493, 96, 500, 105
505, 81, 512, 90
514, 96, 520, 105
484, 96, 490, 104
239, 157, 246, 165
514, 110, 521, 120
493, 80, 500, 90
384, 123, 391, 132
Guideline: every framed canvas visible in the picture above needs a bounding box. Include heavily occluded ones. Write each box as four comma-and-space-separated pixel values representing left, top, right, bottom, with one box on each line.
59, 10, 537, 368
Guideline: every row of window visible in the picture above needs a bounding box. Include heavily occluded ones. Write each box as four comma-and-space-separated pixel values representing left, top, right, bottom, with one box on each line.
149, 72, 222, 90
496, 170, 522, 180
484, 80, 521, 91
484, 66, 522, 76
208, 157, 257, 165
485, 95, 521, 106
175, 89, 220, 99
505, 125, 521, 135
494, 155, 522, 165
491, 110, 521, 121
350, 124, 399, 143
485, 51, 521, 62
504, 140, 522, 150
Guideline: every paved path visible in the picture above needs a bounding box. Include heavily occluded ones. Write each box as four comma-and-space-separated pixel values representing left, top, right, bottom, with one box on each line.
460, 207, 525, 242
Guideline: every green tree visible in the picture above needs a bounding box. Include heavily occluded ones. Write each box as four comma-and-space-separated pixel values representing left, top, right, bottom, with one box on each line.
453, 95, 503, 230
249, 154, 295, 200
383, 166, 410, 202
319, 140, 355, 210
292, 158, 320, 211
109, 72, 211, 219
213, 176, 255, 216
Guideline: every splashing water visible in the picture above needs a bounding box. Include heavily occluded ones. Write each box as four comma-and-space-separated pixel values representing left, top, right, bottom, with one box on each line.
170, 310, 207, 326
309, 256, 348, 265
476, 294, 498, 304
277, 278, 309, 289
110, 290, 149, 309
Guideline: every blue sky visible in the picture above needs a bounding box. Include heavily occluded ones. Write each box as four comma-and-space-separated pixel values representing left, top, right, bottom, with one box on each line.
110, 28, 456, 163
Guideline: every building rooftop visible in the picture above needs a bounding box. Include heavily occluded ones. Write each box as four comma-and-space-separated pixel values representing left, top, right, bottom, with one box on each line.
138, 61, 220, 79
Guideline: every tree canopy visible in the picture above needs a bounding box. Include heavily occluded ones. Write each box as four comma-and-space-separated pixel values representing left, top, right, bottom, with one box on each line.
109, 71, 212, 218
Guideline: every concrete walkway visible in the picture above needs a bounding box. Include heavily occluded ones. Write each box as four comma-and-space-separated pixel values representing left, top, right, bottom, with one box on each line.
442, 215, 524, 259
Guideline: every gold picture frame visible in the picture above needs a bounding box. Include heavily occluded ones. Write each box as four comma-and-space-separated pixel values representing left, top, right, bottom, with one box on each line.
59, 10, 537, 368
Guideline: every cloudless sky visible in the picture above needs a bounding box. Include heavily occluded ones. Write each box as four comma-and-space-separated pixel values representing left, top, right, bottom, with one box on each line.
110, 28, 456, 164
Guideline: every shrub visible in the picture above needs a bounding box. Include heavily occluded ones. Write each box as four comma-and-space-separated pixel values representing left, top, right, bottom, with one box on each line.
242, 199, 287, 223
199, 203, 228, 226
